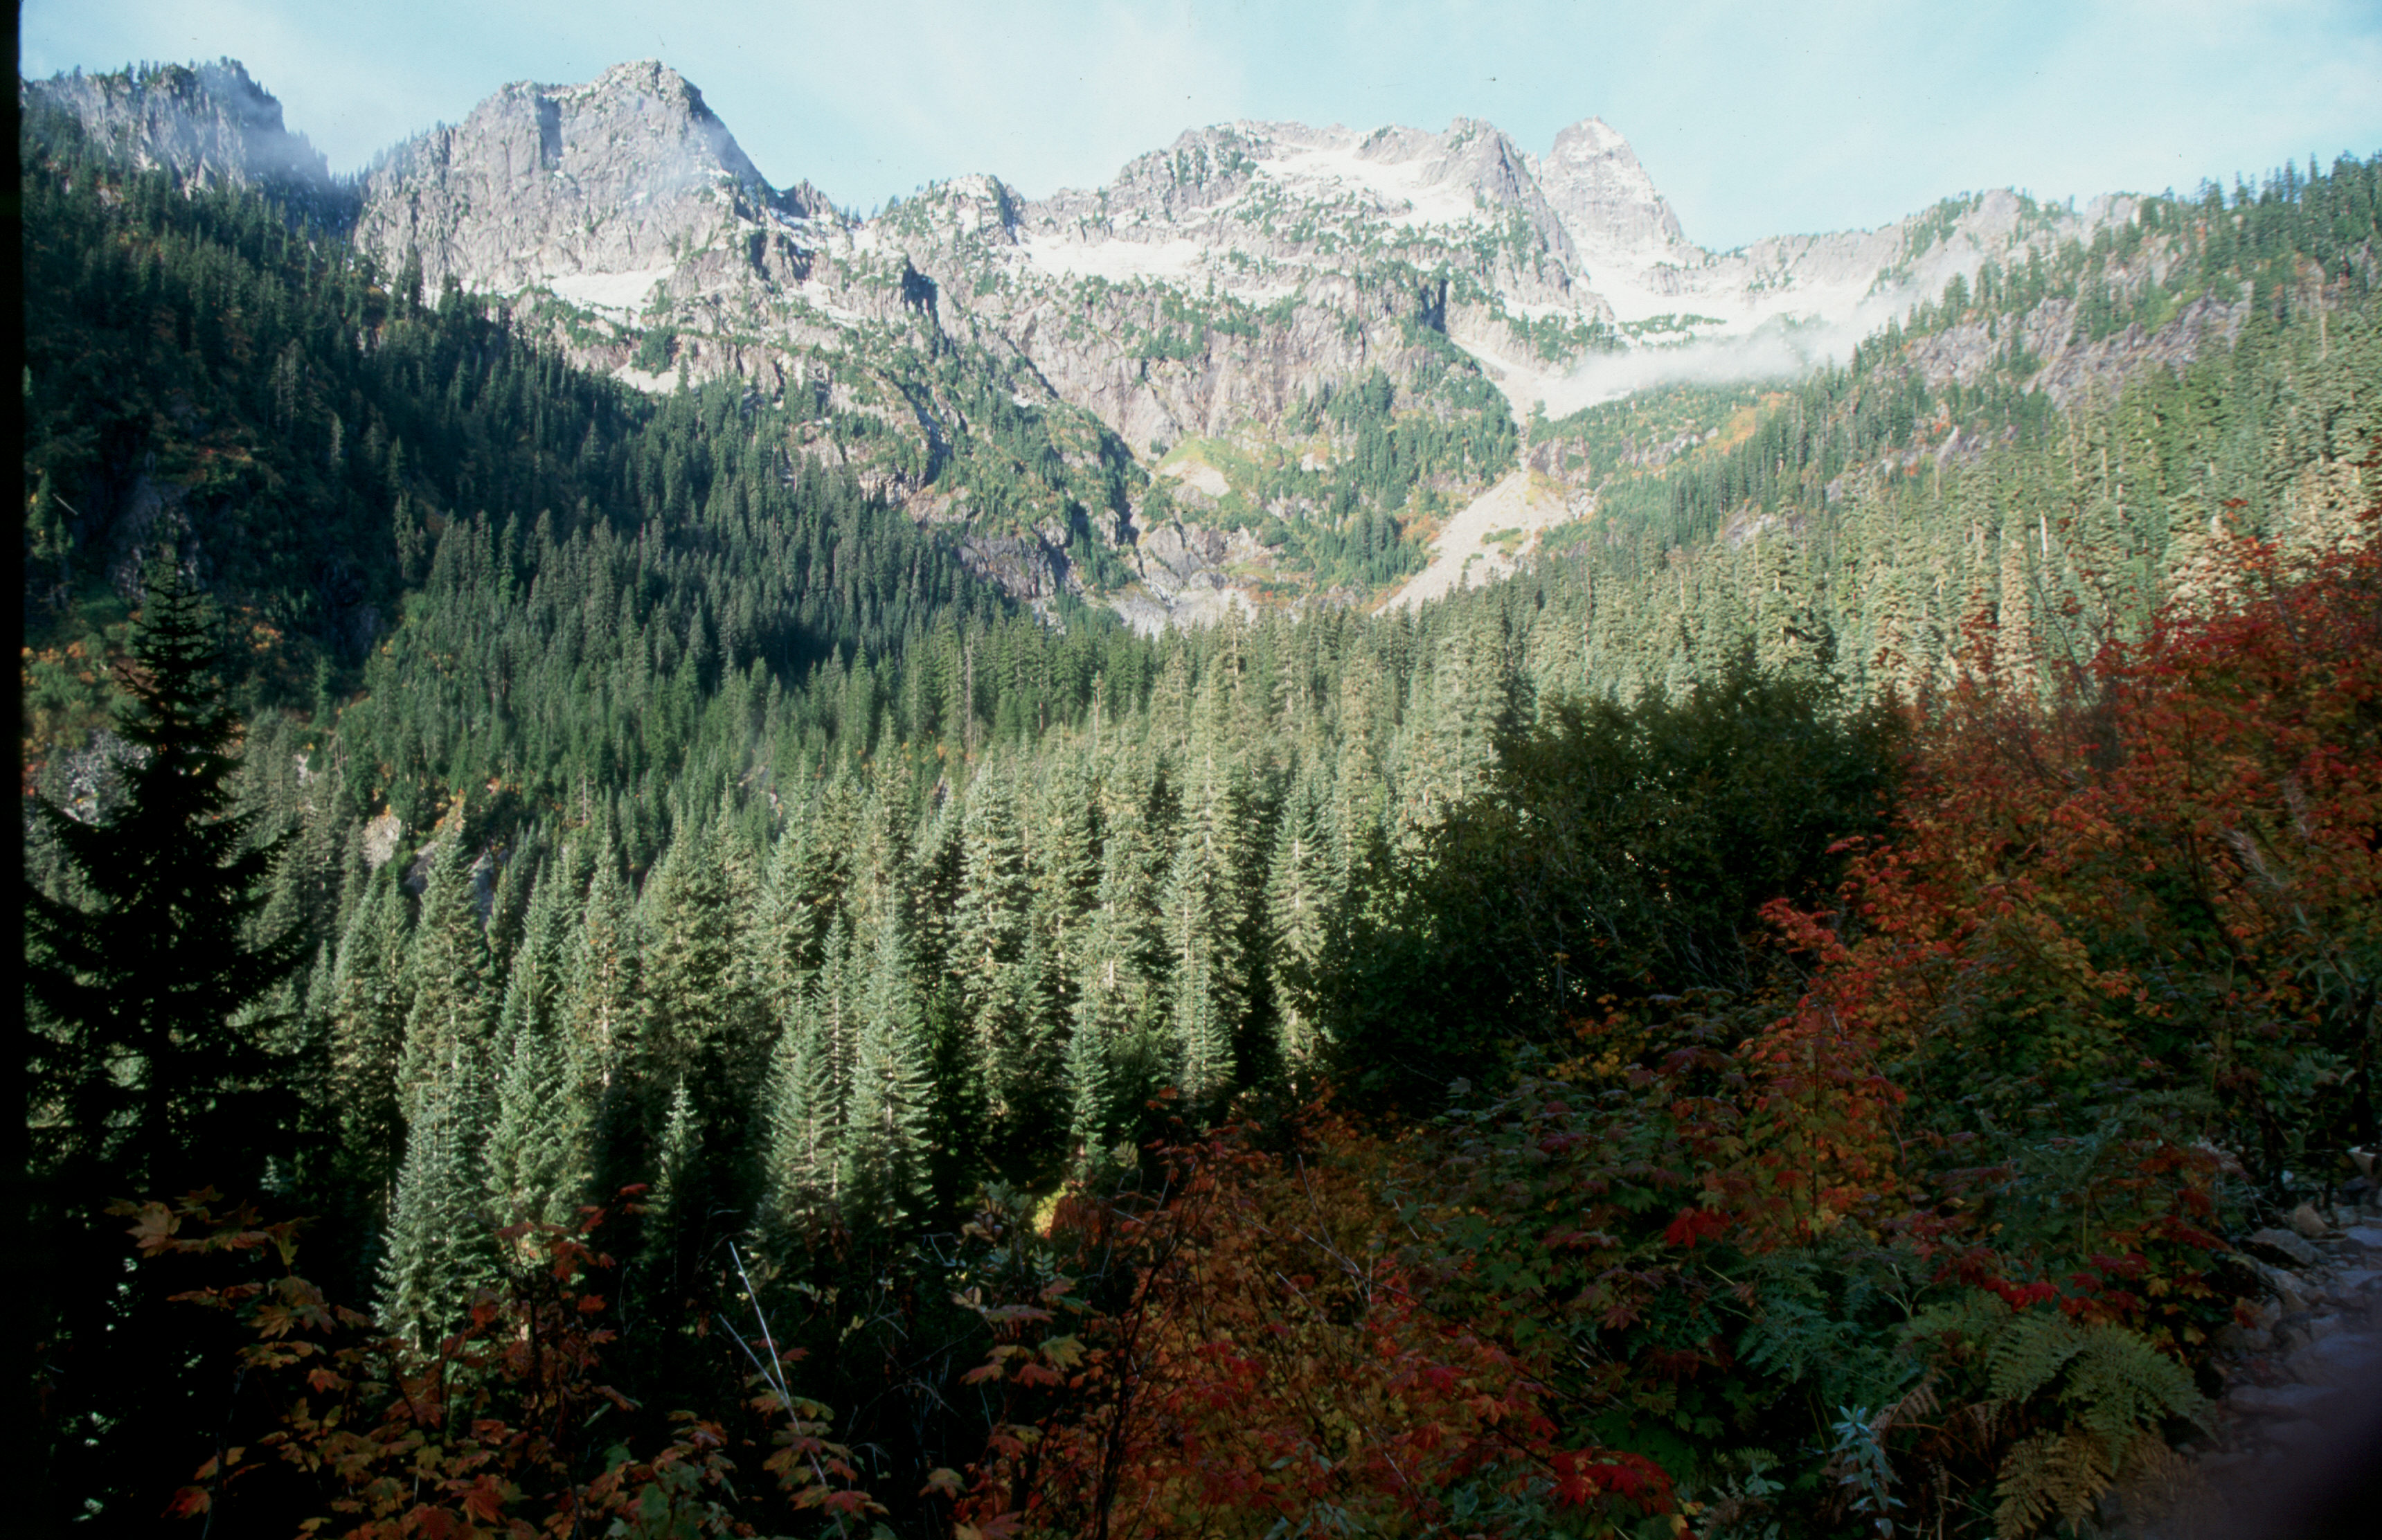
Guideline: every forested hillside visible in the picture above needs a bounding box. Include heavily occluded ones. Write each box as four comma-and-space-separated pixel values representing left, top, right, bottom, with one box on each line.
20, 95, 1004, 751
21, 84, 2382, 1539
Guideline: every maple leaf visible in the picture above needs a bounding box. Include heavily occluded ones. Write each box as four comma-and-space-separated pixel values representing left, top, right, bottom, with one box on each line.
459, 1474, 508, 1523
126, 1202, 181, 1254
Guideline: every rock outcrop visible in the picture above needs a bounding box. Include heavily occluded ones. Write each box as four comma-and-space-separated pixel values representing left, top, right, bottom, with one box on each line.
23, 60, 346, 218
314, 65, 2213, 626
1534, 116, 1693, 262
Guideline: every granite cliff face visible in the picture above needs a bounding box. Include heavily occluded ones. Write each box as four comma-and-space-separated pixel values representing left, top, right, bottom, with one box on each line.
28, 56, 2237, 625
1534, 116, 1692, 263
17, 55, 2173, 430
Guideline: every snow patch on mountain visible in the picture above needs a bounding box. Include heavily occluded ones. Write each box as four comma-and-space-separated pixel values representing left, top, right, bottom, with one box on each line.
1268, 133, 1492, 229
542, 264, 675, 314
1021, 235, 1208, 285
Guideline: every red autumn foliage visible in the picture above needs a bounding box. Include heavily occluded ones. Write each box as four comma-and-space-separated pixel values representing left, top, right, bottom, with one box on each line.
122, 1190, 878, 1539
1768, 499, 2381, 1183
944, 1113, 1678, 1539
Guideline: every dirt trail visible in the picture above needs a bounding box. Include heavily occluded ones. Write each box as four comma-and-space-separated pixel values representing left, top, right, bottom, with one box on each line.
2118, 1214, 2382, 1537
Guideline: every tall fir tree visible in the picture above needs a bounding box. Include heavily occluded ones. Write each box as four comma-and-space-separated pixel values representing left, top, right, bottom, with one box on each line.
758, 785, 854, 1016
643, 816, 767, 1111
21, 552, 313, 1531
1161, 769, 1244, 1108
376, 1054, 499, 1350
638, 1078, 704, 1297
568, 846, 647, 1198
950, 767, 1036, 1151
758, 978, 845, 1246
25, 550, 310, 1194
1264, 763, 1335, 1067
328, 870, 415, 1197
843, 897, 935, 1227
482, 959, 576, 1228
1068, 816, 1164, 1155
397, 834, 496, 1117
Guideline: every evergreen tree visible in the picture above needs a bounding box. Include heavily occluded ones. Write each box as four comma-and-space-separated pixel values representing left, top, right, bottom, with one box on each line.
481, 959, 576, 1227
566, 849, 645, 1192
1264, 764, 1334, 1067
22, 553, 314, 1530
643, 817, 767, 1108
26, 551, 310, 1194
397, 834, 495, 1116
758, 785, 855, 1014
328, 870, 414, 1196
1068, 813, 1165, 1156
758, 988, 844, 1244
1028, 750, 1104, 1001
843, 899, 935, 1226
375, 1055, 498, 1350
1161, 769, 1243, 1108
950, 768, 1036, 1151
638, 1079, 704, 1289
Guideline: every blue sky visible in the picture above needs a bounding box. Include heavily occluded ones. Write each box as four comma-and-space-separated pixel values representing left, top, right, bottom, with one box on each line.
22, 0, 2382, 250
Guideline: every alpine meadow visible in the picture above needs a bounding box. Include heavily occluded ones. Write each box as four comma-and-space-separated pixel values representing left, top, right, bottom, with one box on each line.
17, 40, 2382, 1540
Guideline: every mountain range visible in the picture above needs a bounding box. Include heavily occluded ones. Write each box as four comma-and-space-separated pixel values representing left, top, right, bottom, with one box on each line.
22, 56, 2237, 625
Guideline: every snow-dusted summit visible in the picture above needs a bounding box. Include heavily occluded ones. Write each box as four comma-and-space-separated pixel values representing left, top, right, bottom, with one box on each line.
28, 55, 2120, 424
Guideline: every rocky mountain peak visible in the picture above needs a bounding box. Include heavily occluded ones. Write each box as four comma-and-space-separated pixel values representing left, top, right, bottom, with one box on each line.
1535, 116, 1690, 258
1032, 113, 1584, 312
886, 174, 1023, 248
24, 59, 341, 209
355, 58, 830, 299
1089, 123, 1275, 224
1404, 116, 1582, 270
549, 60, 780, 202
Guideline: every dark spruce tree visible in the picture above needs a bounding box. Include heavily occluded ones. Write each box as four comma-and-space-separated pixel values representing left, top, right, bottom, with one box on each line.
26, 548, 310, 1193
23, 549, 312, 1532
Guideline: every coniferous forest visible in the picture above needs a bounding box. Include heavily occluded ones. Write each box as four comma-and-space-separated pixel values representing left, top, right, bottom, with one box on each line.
20, 85, 2382, 1539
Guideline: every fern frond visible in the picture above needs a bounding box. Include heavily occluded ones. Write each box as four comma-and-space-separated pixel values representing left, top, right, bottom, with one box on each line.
1905, 1290, 2009, 1348
1875, 1375, 1940, 1433
1994, 1429, 2111, 1540
1986, 1311, 2084, 1403
2064, 1323, 2208, 1450
1964, 1396, 2010, 1442
2108, 1429, 2211, 1532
